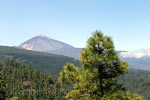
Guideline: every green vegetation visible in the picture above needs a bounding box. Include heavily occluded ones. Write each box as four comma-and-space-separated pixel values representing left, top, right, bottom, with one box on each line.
58, 31, 143, 100
0, 46, 79, 77
119, 69, 150, 100
0, 59, 146, 100
0, 59, 66, 100
8, 97, 19, 100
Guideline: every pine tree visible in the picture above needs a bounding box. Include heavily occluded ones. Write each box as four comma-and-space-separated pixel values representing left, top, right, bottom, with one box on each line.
79, 31, 129, 98
58, 31, 143, 100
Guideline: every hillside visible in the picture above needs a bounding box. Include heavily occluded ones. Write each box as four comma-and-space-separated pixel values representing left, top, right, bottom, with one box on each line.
121, 57, 150, 70
116, 49, 150, 70
0, 46, 79, 77
119, 69, 150, 100
119, 49, 150, 70
0, 59, 66, 100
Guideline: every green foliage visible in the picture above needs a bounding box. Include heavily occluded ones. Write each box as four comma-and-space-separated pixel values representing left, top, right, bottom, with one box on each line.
125, 93, 143, 100
0, 59, 65, 100
58, 31, 141, 100
119, 69, 150, 100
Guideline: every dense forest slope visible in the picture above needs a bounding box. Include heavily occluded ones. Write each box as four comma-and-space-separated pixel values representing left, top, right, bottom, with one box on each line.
0, 46, 79, 77
1, 59, 148, 100
0, 59, 66, 100
119, 69, 150, 100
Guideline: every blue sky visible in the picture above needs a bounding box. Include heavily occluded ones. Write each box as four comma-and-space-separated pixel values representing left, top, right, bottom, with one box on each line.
0, 0, 150, 51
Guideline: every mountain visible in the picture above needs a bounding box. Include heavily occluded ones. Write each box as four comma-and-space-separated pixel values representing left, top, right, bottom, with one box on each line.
0, 46, 79, 76
19, 34, 82, 58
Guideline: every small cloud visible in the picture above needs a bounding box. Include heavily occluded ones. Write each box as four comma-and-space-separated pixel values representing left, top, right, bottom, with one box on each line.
120, 49, 150, 58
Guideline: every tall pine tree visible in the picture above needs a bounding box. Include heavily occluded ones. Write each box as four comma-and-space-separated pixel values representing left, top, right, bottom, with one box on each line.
58, 31, 143, 100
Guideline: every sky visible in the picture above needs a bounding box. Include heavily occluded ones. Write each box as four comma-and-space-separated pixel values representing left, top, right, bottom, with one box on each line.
0, 0, 150, 51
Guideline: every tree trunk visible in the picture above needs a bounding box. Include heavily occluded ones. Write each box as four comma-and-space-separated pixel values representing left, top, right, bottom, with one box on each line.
98, 67, 104, 97
98, 47, 104, 97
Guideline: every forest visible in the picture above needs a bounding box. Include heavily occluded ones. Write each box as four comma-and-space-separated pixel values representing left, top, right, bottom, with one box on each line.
0, 31, 150, 100
119, 69, 150, 100
0, 46, 79, 77
0, 59, 68, 100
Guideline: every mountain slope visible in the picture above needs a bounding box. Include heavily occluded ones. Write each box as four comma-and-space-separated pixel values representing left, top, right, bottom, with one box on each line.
0, 59, 66, 100
0, 59, 55, 100
121, 57, 150, 70
119, 69, 150, 100
0, 46, 79, 76
19, 34, 82, 58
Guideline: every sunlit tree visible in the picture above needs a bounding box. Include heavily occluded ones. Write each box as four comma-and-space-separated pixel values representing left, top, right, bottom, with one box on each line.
58, 31, 143, 100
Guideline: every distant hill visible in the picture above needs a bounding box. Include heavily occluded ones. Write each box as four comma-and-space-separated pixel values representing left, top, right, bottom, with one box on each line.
121, 57, 150, 70
19, 34, 82, 58
0, 46, 79, 77
119, 49, 150, 70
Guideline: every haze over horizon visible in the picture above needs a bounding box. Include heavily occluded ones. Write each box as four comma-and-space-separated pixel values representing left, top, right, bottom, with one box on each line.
1, 0, 150, 51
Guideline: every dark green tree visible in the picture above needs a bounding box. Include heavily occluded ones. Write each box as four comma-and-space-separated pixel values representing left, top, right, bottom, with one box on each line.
79, 31, 128, 98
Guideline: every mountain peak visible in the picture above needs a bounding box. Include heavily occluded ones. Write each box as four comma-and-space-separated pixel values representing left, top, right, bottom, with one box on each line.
39, 34, 46, 37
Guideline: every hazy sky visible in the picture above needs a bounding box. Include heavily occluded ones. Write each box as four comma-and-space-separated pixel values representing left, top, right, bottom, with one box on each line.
0, 0, 150, 51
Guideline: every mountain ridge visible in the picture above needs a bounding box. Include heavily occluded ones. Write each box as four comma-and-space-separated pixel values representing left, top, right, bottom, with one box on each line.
0, 45, 79, 76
